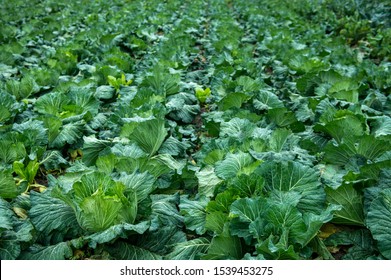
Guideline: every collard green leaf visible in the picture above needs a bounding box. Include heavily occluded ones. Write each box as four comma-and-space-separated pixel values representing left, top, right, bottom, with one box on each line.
219, 118, 256, 141
86, 221, 149, 248
82, 136, 112, 166
179, 196, 208, 235
366, 188, 391, 259
79, 195, 123, 232
128, 119, 167, 156
0, 199, 13, 232
258, 161, 325, 213
205, 211, 227, 234
325, 229, 379, 260
106, 241, 162, 260
206, 235, 242, 260
215, 152, 258, 180
196, 166, 222, 198
118, 171, 156, 202
228, 173, 264, 197
30, 191, 81, 243
0, 169, 19, 199
19, 242, 73, 260
253, 90, 284, 110
326, 184, 364, 226
165, 238, 210, 260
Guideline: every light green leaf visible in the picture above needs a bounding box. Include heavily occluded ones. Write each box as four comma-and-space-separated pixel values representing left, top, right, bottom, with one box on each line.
215, 152, 257, 180
165, 238, 210, 260
253, 90, 284, 110
219, 118, 256, 141
79, 195, 123, 232
230, 197, 265, 223
0, 170, 19, 199
128, 119, 167, 156
205, 211, 227, 234
196, 166, 222, 198
228, 173, 264, 197
86, 221, 149, 248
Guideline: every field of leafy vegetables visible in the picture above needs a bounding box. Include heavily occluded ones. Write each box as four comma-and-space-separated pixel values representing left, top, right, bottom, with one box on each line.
1, 0, 390, 260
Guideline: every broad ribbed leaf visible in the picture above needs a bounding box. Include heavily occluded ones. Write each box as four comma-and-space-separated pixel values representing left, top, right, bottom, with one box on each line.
82, 136, 112, 166
367, 188, 391, 259
29, 191, 80, 242
128, 119, 167, 156
106, 241, 162, 260
206, 235, 242, 259
196, 166, 222, 197
86, 221, 149, 248
165, 238, 210, 260
79, 195, 122, 232
118, 171, 156, 202
258, 161, 325, 213
20, 242, 72, 260
219, 118, 256, 141
253, 90, 284, 110
179, 196, 208, 235
230, 197, 265, 223
215, 152, 257, 180
326, 184, 364, 226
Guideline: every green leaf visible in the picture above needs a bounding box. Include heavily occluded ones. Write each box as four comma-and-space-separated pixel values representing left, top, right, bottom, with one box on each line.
215, 152, 257, 180
78, 194, 123, 232
205, 211, 227, 234
35, 91, 69, 116
366, 188, 391, 259
150, 194, 183, 230
0, 199, 14, 232
228, 173, 264, 197
128, 119, 167, 156
195, 87, 211, 103
86, 222, 149, 249
0, 141, 26, 164
325, 229, 379, 260
219, 118, 256, 141
256, 235, 300, 260
20, 242, 73, 260
196, 166, 222, 198
0, 169, 19, 199
326, 184, 364, 226
253, 90, 284, 110
179, 196, 208, 235
206, 235, 242, 259
106, 241, 162, 260
30, 191, 80, 243
319, 113, 365, 143
258, 161, 325, 213
82, 136, 112, 166
165, 238, 210, 260
166, 92, 200, 123
230, 197, 265, 223
49, 120, 85, 148
118, 171, 156, 203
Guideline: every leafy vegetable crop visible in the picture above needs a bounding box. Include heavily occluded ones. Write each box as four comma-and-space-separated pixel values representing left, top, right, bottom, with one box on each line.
0, 0, 390, 260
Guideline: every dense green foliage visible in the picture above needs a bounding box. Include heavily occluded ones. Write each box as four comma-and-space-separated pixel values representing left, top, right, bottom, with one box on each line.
0, 0, 390, 260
